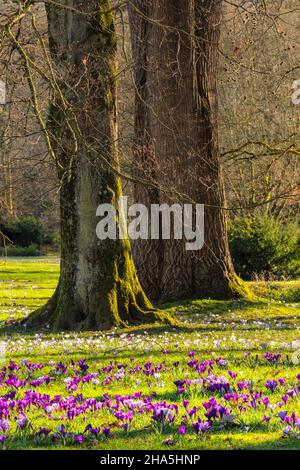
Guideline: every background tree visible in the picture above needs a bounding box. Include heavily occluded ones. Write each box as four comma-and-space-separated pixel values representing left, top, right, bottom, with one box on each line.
128, 0, 249, 301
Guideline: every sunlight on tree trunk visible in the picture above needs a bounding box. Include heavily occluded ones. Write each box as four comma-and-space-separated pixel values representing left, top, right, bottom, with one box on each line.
129, 0, 252, 302
26, 0, 176, 330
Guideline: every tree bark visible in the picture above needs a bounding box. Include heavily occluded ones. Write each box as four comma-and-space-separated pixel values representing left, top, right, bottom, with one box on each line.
26, 0, 175, 330
129, 0, 250, 302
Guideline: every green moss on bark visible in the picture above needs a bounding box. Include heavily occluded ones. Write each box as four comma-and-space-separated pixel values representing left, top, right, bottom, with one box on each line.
24, 0, 178, 332
228, 274, 255, 301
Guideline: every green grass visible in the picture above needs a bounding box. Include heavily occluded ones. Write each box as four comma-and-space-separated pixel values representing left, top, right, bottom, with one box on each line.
0, 257, 58, 322
0, 257, 300, 450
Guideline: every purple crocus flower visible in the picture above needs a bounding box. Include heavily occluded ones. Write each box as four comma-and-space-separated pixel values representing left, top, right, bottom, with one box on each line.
178, 426, 187, 435
278, 411, 288, 421
8, 361, 20, 371
0, 419, 9, 432
55, 362, 67, 375
237, 381, 249, 391
216, 358, 228, 367
163, 438, 174, 446
74, 434, 85, 444
102, 427, 111, 438
262, 415, 271, 423
228, 370, 237, 379
192, 419, 211, 434
37, 427, 51, 436
89, 427, 100, 437
281, 395, 289, 404
283, 426, 292, 435
202, 397, 217, 410
205, 375, 230, 393
78, 359, 89, 373
174, 380, 185, 388
16, 414, 28, 430
287, 388, 298, 398
263, 353, 281, 364
290, 413, 299, 425
187, 406, 198, 418
57, 424, 66, 436
262, 396, 270, 407
265, 380, 278, 392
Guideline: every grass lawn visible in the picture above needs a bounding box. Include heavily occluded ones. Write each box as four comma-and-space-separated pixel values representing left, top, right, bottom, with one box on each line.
0, 257, 300, 450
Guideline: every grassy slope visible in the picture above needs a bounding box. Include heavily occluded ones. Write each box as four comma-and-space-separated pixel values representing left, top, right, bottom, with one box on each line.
0, 257, 300, 450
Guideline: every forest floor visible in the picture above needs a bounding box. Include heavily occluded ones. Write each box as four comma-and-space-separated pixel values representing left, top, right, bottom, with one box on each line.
0, 257, 299, 450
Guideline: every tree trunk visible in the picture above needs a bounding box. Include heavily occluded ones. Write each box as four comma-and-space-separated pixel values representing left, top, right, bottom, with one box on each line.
129, 0, 250, 302
26, 0, 175, 330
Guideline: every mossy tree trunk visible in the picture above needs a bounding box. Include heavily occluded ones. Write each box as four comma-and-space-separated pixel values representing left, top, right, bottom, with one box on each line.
129, 0, 250, 302
26, 0, 174, 330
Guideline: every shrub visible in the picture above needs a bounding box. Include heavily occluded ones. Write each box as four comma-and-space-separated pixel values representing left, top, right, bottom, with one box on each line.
228, 214, 300, 280
0, 217, 53, 249
0, 243, 41, 257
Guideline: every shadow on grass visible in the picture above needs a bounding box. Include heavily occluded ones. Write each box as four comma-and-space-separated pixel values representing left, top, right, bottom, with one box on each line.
1, 322, 297, 340
0, 294, 299, 339
4, 429, 300, 451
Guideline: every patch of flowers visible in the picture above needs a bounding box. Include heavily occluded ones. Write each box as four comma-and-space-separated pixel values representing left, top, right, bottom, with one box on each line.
0, 352, 300, 449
